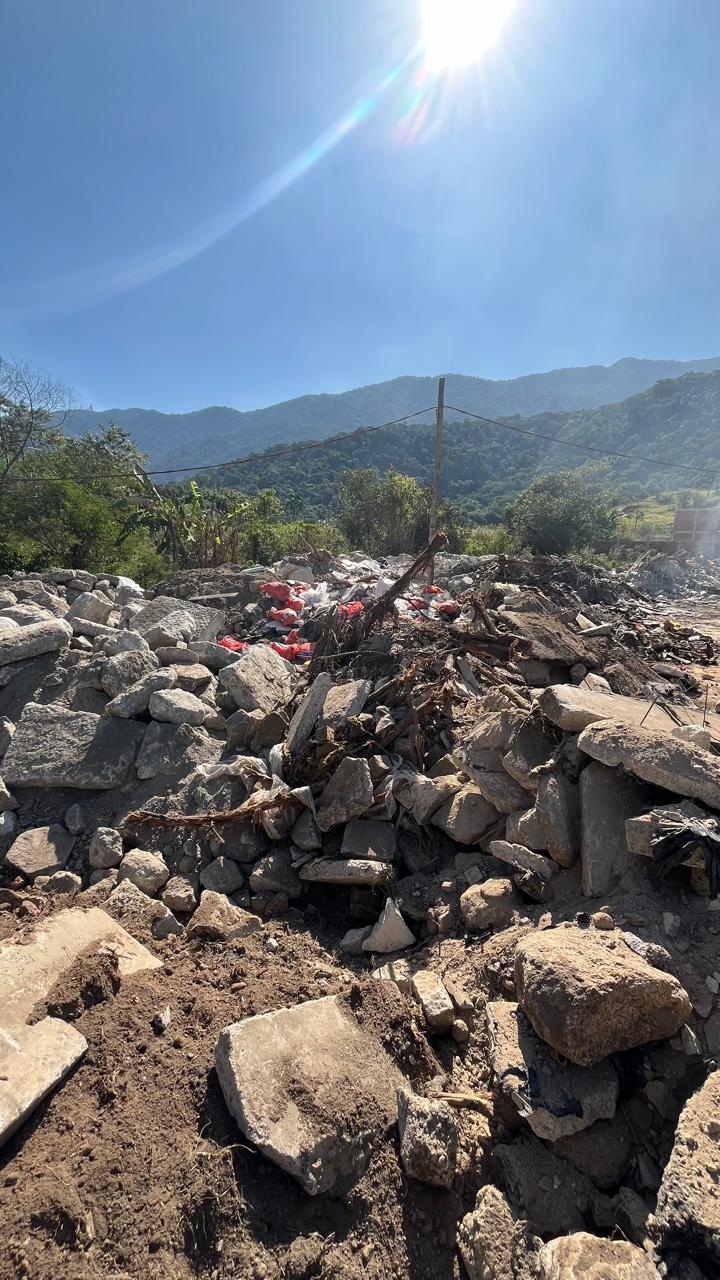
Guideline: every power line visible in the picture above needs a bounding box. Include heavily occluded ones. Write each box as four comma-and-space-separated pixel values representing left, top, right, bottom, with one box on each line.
444, 404, 718, 480
4, 404, 438, 484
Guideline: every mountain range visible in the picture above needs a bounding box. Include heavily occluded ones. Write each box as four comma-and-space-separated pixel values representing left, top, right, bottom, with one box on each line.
63, 354, 720, 474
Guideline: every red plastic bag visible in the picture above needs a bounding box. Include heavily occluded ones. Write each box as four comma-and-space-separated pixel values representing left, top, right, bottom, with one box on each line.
267, 607, 299, 626
338, 601, 364, 618
219, 636, 250, 652
286, 628, 299, 643
435, 600, 461, 617
270, 641, 316, 661
260, 582, 292, 603
423, 585, 442, 595
286, 595, 305, 613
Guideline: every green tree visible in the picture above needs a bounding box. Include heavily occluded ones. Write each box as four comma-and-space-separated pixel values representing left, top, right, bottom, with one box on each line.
505, 471, 618, 555
338, 467, 465, 556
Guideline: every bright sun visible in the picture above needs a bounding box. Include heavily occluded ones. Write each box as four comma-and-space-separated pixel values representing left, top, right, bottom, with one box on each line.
421, 0, 516, 72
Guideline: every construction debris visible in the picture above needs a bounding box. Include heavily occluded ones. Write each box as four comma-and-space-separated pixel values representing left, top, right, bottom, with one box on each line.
1, 547, 720, 1278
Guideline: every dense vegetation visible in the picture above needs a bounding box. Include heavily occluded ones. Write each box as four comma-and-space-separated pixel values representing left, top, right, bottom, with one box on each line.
61, 356, 720, 474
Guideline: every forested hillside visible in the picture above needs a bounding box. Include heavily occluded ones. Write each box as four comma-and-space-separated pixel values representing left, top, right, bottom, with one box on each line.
62, 355, 720, 473
197, 370, 720, 522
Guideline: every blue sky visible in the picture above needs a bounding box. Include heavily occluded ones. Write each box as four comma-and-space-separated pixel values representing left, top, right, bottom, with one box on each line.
1, 0, 719, 412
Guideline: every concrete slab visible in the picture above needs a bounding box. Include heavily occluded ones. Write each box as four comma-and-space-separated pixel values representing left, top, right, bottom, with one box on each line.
0, 1018, 87, 1147
539, 684, 720, 738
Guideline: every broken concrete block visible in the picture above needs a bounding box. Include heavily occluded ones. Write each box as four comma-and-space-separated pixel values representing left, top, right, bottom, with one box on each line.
0, 1019, 87, 1147
540, 1234, 659, 1279
431, 785, 498, 844
100, 648, 158, 698
486, 1001, 618, 1141
219, 644, 294, 714
289, 807, 322, 852
215, 994, 403, 1194
460, 878, 515, 931
162, 875, 198, 914
653, 1069, 720, 1269
535, 771, 580, 868
0, 618, 72, 667
506, 807, 547, 851
321, 678, 372, 729
515, 927, 692, 1066
410, 970, 454, 1033
458, 1186, 539, 1280
148, 688, 207, 725
5, 825, 75, 880
579, 762, 645, 896
397, 1087, 457, 1188
462, 768, 529, 814
316, 757, 373, 831
396, 772, 463, 825
362, 899, 415, 953
0, 906, 161, 1026
540, 682, 720, 736
67, 591, 113, 624
577, 719, 720, 810
489, 840, 558, 882
186, 890, 261, 941
299, 858, 392, 888
285, 672, 333, 756
341, 819, 396, 861
502, 717, 557, 791
104, 668, 177, 718
131, 595, 223, 643
4, 703, 144, 789
135, 721, 222, 781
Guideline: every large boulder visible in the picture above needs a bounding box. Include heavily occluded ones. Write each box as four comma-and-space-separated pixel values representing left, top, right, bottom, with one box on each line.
321, 678, 372, 729
515, 928, 692, 1065
148, 688, 207, 726
100, 648, 158, 698
460, 879, 515, 931
539, 1233, 659, 1279
579, 762, 645, 895
105, 668, 177, 718
653, 1070, 720, 1269
215, 994, 403, 1195
3, 703, 144, 789
4, 825, 75, 880
135, 722, 222, 780
431, 785, 499, 844
316, 757, 374, 831
219, 644, 294, 714
118, 850, 169, 896
131, 595, 223, 643
0, 618, 72, 666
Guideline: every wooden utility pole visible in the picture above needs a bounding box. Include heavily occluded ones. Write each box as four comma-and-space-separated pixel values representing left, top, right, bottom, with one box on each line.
427, 376, 446, 584
429, 375, 446, 544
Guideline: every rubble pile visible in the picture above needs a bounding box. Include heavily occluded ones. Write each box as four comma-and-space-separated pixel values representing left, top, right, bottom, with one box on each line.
1, 552, 720, 1279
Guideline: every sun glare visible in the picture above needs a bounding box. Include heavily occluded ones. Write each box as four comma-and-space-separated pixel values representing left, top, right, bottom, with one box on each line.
421, 0, 516, 72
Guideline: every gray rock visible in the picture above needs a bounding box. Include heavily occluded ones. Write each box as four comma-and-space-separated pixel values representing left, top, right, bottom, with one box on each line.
515, 927, 692, 1065
653, 1070, 720, 1269
132, 595, 223, 643
502, 718, 557, 791
0, 778, 17, 812
300, 857, 392, 888
579, 762, 645, 896
321, 678, 372, 728
67, 590, 113, 624
506, 807, 548, 851
199, 856, 245, 895
340, 925, 373, 954
192, 640, 240, 671
410, 970, 455, 1033
215, 994, 403, 1195
43, 870, 82, 896
103, 630, 150, 655
88, 827, 123, 869
460, 878, 515, 930
577, 719, 720, 810
285, 673, 333, 756
289, 807, 322, 851
100, 648, 158, 698
495, 1136, 597, 1236
248, 849, 302, 897
0, 717, 15, 759
535, 771, 580, 868
219, 644, 294, 714
316, 757, 374, 831
135, 721, 222, 780
362, 899, 415, 952
64, 803, 87, 835
489, 839, 558, 882
162, 875, 199, 913
225, 707, 264, 751
340, 819, 396, 861
396, 772, 463, 824
458, 1186, 539, 1280
461, 767, 529, 814
539, 1233, 660, 1279
0, 1018, 88, 1148
0, 618, 72, 666
1, 602, 55, 626
486, 1000, 619, 1141
148, 688, 207, 726
5, 825, 76, 879
142, 610, 196, 649
431, 784, 499, 844
397, 1087, 458, 1187
118, 849, 169, 896
3, 703, 144, 789
105, 668, 177, 718
186, 890, 261, 940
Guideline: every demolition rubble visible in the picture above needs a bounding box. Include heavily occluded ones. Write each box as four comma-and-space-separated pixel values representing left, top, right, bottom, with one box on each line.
1, 547, 720, 1279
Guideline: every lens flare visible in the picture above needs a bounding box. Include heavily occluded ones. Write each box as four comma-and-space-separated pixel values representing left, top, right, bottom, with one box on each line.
421, 0, 516, 71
